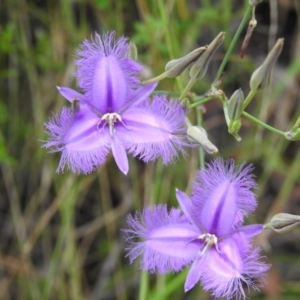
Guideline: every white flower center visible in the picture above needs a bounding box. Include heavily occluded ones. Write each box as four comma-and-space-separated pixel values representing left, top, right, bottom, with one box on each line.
98, 112, 126, 135
198, 233, 219, 256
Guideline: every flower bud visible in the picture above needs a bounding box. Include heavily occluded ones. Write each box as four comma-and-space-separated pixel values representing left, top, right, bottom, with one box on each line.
143, 46, 206, 84
187, 126, 218, 154
249, 38, 284, 91
227, 89, 244, 121
165, 47, 206, 78
189, 32, 225, 80
264, 213, 300, 233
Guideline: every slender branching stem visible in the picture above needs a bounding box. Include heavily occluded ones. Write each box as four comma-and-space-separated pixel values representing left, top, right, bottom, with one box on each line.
242, 89, 257, 110
242, 111, 286, 136
214, 6, 252, 82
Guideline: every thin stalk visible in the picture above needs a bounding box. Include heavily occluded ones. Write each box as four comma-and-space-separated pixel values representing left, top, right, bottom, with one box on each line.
292, 114, 300, 130
157, 0, 184, 91
242, 89, 257, 110
189, 96, 213, 108
150, 270, 188, 300
214, 6, 252, 82
139, 270, 148, 300
242, 111, 286, 137
266, 150, 300, 221
179, 78, 197, 101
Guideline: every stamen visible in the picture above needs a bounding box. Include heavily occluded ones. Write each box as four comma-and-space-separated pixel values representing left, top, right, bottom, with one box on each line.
98, 112, 127, 135
197, 233, 219, 256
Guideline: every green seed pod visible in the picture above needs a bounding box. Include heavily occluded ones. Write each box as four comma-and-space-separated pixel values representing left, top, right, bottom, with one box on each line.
189, 32, 225, 80
250, 38, 284, 91
165, 47, 206, 78
227, 89, 244, 121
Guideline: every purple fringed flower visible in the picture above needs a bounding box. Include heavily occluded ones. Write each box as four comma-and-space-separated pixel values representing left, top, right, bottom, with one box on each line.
44, 32, 187, 174
125, 159, 269, 299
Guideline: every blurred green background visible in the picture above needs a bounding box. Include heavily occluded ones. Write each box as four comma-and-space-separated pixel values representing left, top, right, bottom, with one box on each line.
0, 0, 300, 299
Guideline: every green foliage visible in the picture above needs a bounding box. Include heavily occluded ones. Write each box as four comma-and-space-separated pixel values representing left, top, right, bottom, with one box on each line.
0, 24, 16, 53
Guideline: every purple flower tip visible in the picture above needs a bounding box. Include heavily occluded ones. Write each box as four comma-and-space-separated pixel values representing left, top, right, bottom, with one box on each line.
44, 32, 188, 174
124, 159, 269, 299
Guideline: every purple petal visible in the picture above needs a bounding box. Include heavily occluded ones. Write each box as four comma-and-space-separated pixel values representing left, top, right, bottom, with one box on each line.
44, 107, 73, 150
124, 205, 201, 273
192, 159, 257, 233
221, 224, 264, 240
91, 55, 127, 112
44, 107, 111, 174
75, 32, 142, 112
63, 108, 107, 150
200, 234, 269, 299
208, 237, 244, 278
111, 136, 129, 174
237, 224, 264, 238
120, 96, 187, 164
118, 82, 157, 114
57, 86, 85, 103
199, 180, 237, 236
185, 234, 248, 293
175, 189, 205, 232
185, 257, 202, 292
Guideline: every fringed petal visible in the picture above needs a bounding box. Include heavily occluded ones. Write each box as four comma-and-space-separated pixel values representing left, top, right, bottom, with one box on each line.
200, 233, 269, 299
75, 32, 142, 112
124, 205, 201, 273
192, 158, 257, 232
120, 95, 187, 164
199, 180, 237, 235
91, 55, 127, 112
44, 107, 111, 174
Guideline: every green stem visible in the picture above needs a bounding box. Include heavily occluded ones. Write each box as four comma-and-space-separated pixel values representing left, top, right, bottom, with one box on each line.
150, 270, 188, 300
292, 114, 300, 130
242, 111, 286, 136
214, 6, 252, 82
242, 89, 257, 110
179, 78, 197, 101
157, 0, 184, 91
139, 270, 148, 300
189, 96, 213, 108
